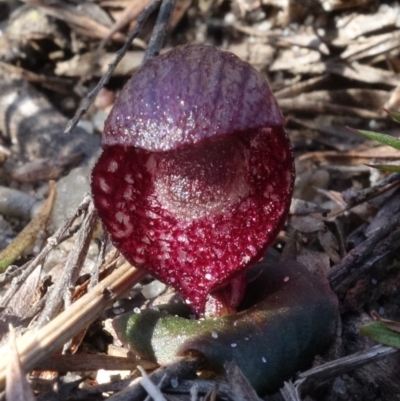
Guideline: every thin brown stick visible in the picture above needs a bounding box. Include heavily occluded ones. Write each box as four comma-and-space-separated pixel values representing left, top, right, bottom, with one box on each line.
64, 0, 161, 134
142, 0, 177, 63
35, 200, 97, 328
0, 263, 147, 390
0, 195, 91, 309
34, 354, 153, 372
297, 344, 397, 386
281, 343, 398, 399
98, 0, 152, 51
107, 358, 202, 401
327, 212, 400, 293
343, 173, 400, 207
89, 233, 108, 291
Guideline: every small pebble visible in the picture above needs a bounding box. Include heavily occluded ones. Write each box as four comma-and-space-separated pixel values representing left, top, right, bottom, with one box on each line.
170, 378, 178, 388
371, 278, 378, 285
224, 12, 236, 24
231, 343, 237, 347
332, 377, 347, 395
0, 186, 37, 220
368, 119, 379, 130
133, 307, 141, 314
77, 119, 94, 135
211, 331, 218, 339
50, 167, 91, 231
284, 276, 290, 282
141, 280, 166, 299
262, 357, 267, 363
96, 369, 131, 384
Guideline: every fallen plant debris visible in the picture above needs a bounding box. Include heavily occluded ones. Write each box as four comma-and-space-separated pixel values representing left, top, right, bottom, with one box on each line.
0, 181, 55, 272
6, 325, 35, 401
360, 310, 400, 350
0, 0, 399, 400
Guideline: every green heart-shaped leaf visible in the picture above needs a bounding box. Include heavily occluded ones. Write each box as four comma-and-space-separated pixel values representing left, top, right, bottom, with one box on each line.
114, 261, 338, 394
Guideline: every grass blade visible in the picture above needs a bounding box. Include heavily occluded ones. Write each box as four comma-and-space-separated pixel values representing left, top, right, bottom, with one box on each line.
348, 127, 400, 150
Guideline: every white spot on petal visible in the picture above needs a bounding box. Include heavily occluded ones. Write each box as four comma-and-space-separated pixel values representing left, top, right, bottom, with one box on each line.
134, 256, 145, 264
99, 178, 110, 193
242, 255, 251, 264
125, 174, 134, 184
100, 198, 109, 208
136, 246, 145, 255
123, 188, 133, 200
109, 160, 118, 173
115, 212, 129, 225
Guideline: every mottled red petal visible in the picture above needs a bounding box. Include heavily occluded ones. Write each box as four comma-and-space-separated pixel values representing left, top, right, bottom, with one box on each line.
91, 45, 294, 314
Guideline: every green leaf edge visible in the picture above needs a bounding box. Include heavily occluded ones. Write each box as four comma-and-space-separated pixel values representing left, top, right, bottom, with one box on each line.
360, 321, 400, 349
383, 108, 400, 124
0, 259, 15, 273
366, 164, 400, 173
348, 127, 400, 151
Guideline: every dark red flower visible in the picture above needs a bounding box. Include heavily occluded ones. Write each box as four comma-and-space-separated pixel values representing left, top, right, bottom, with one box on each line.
91, 44, 294, 314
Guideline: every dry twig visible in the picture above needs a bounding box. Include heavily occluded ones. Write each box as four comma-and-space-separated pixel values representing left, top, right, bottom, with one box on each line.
0, 195, 91, 310
142, 0, 177, 63
107, 358, 202, 401
327, 212, 400, 296
35, 200, 97, 328
0, 263, 147, 390
64, 0, 161, 134
0, 0, 179, 393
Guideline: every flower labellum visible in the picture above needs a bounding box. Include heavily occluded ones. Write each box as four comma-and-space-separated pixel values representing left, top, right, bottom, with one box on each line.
91, 44, 294, 315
